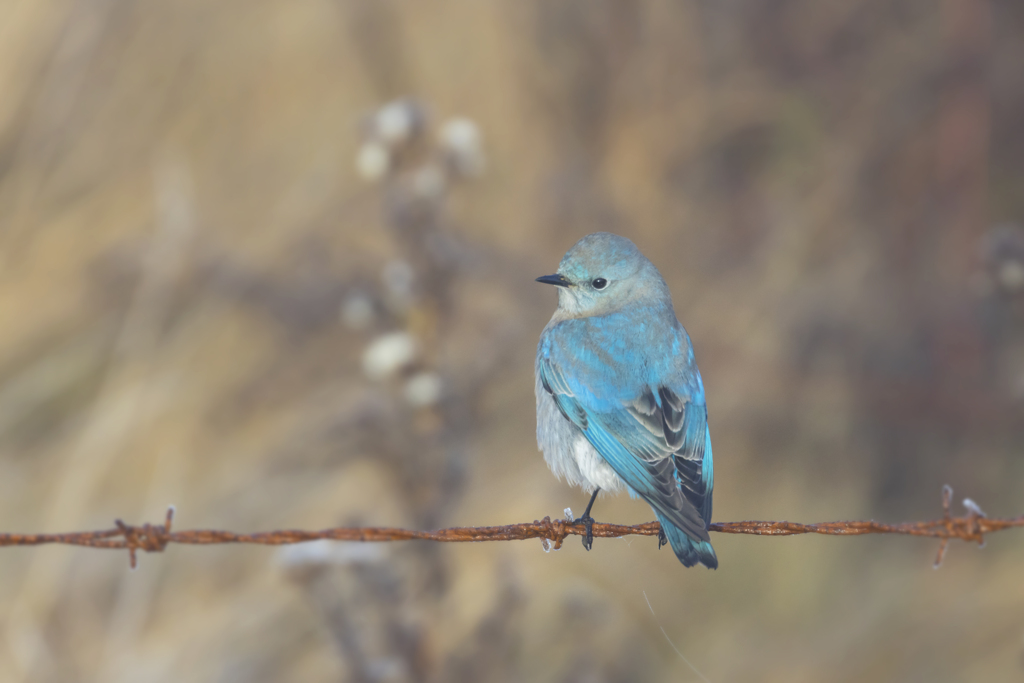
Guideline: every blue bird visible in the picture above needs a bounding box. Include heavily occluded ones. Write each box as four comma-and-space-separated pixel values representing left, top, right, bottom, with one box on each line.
535, 233, 717, 568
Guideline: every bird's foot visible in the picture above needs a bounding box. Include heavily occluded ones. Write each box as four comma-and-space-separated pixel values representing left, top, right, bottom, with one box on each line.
573, 514, 595, 551
657, 526, 668, 550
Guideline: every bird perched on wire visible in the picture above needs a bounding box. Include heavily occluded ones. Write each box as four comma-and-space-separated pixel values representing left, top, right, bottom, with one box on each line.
535, 233, 717, 568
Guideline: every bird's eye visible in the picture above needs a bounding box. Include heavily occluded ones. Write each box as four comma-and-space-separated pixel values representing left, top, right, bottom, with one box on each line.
592, 278, 608, 289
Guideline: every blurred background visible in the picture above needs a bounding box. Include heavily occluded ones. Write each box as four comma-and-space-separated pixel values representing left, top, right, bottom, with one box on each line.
1, 1, 1023, 681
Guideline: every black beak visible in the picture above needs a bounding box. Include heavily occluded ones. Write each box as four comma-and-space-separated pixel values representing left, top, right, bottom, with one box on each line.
535, 273, 572, 288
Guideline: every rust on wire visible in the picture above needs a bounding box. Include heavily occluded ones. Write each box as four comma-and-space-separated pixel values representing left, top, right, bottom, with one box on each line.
1, 487, 1020, 568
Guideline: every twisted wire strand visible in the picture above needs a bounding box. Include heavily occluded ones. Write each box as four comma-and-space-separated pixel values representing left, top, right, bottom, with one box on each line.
2, 487, 1020, 568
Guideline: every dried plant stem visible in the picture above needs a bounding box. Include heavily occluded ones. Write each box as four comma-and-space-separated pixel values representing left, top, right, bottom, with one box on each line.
2, 488, 1020, 569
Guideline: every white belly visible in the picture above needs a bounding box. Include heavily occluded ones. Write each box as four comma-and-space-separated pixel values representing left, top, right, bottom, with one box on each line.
536, 373, 626, 494
572, 435, 626, 493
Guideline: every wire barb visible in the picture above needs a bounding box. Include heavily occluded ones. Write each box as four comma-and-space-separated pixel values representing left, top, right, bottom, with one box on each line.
114, 506, 175, 568
0, 488, 1020, 567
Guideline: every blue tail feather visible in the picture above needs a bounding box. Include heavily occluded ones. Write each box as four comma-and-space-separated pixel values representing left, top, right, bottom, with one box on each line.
656, 512, 718, 569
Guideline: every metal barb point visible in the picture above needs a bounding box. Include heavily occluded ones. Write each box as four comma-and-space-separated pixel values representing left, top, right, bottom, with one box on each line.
933, 539, 949, 569
114, 512, 175, 569
941, 485, 954, 517
115, 519, 138, 569
536, 516, 566, 551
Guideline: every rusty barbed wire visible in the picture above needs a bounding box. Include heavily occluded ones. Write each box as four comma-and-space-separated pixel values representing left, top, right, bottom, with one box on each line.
1, 487, 1020, 569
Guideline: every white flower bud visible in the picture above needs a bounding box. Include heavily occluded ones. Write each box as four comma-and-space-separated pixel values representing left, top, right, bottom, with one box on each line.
276, 540, 386, 570
340, 292, 375, 330
375, 100, 415, 147
404, 372, 443, 407
356, 142, 390, 181
362, 332, 418, 380
440, 117, 484, 177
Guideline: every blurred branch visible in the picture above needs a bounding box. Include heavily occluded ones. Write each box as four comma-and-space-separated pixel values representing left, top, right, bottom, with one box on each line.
1, 487, 1020, 569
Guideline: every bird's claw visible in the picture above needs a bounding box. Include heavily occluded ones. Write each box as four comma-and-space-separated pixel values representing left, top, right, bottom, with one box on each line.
574, 515, 595, 551
657, 527, 668, 550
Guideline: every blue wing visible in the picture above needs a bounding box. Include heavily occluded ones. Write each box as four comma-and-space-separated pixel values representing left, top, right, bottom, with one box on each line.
539, 355, 716, 567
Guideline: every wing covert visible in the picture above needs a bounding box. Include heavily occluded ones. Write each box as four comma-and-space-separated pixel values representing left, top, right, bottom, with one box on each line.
539, 353, 714, 537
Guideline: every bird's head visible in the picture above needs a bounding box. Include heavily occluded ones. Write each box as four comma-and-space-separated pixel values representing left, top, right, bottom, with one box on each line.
536, 232, 671, 318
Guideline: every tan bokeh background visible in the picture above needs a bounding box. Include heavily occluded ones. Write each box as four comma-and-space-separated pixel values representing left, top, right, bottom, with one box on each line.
1, 1, 1023, 681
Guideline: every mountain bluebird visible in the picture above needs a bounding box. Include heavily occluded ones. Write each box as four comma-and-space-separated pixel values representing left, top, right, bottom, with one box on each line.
535, 233, 717, 568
